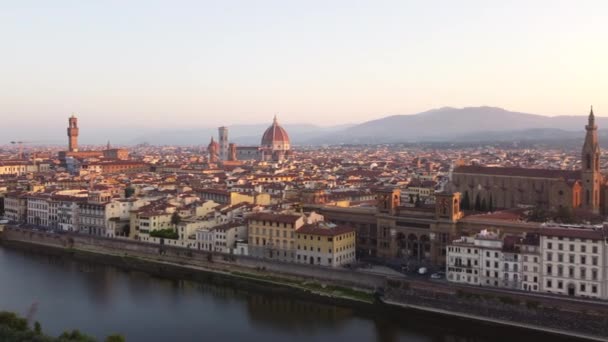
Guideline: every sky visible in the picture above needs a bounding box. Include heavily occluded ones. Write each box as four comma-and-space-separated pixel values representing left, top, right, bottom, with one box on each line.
2, 0, 608, 133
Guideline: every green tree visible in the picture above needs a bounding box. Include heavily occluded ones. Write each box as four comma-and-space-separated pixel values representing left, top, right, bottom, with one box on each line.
488, 194, 494, 212
105, 334, 126, 342
474, 194, 481, 211
481, 198, 488, 212
461, 191, 470, 210
34, 321, 42, 334
171, 212, 181, 226
0, 311, 28, 332
59, 329, 96, 342
124, 186, 135, 198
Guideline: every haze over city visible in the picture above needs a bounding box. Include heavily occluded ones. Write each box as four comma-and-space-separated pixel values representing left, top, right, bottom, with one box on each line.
2, 0, 608, 138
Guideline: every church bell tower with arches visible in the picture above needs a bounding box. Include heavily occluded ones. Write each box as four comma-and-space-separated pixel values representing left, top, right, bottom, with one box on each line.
581, 106, 601, 214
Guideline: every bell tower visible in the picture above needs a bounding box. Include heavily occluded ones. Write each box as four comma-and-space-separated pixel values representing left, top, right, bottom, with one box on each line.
67, 115, 79, 152
376, 187, 401, 215
581, 106, 601, 214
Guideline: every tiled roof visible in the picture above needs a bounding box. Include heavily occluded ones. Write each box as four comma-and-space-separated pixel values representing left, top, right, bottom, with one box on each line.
454, 165, 580, 180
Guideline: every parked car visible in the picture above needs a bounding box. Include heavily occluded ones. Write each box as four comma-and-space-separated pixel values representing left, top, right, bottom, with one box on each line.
430, 272, 445, 279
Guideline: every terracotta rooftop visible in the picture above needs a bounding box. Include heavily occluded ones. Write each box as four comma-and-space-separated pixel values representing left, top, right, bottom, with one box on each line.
297, 224, 355, 236
540, 227, 606, 240
247, 212, 302, 224
454, 165, 580, 180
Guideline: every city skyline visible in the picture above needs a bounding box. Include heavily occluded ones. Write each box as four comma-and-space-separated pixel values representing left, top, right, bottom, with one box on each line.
2, 0, 608, 131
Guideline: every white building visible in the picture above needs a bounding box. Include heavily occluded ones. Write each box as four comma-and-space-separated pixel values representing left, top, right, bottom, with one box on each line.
540, 227, 606, 299
447, 226, 608, 300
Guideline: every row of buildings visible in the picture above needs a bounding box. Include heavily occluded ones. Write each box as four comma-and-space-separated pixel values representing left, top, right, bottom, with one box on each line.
447, 226, 608, 300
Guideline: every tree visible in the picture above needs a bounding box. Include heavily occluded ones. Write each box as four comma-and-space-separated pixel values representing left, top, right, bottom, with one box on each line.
171, 212, 181, 226
488, 194, 494, 212
481, 198, 488, 212
555, 206, 574, 223
124, 186, 135, 198
461, 191, 470, 211
105, 334, 126, 342
474, 194, 481, 211
34, 321, 42, 334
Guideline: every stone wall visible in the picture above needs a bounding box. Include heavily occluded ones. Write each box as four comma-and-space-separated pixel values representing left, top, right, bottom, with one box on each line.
384, 278, 608, 338
0, 227, 385, 289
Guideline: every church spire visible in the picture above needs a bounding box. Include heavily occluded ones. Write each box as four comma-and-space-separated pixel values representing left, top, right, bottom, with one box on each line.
589, 105, 595, 126
273, 114, 278, 124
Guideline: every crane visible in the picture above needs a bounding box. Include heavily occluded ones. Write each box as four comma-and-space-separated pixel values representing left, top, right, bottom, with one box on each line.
10, 141, 31, 160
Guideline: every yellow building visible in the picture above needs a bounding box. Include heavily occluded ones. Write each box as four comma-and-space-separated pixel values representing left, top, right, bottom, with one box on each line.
296, 223, 356, 267
247, 213, 304, 262
230, 192, 270, 206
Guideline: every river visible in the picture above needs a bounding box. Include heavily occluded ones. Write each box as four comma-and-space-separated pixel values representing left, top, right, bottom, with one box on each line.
0, 246, 582, 342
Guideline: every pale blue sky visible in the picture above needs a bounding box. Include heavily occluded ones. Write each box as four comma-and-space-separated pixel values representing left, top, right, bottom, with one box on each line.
1, 0, 607, 130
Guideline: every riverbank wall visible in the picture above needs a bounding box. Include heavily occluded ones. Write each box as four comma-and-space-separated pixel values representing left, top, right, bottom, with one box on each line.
3, 227, 608, 341
0, 227, 384, 290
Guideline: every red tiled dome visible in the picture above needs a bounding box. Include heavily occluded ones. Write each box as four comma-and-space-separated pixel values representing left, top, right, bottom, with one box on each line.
261, 116, 290, 147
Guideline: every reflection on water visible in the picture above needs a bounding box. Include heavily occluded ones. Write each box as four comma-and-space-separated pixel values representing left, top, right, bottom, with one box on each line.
0, 246, 578, 342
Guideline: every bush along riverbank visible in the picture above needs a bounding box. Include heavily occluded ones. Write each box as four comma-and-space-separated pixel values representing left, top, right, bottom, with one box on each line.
0, 311, 124, 342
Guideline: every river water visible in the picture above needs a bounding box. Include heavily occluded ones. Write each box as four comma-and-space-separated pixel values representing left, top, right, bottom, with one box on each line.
0, 246, 581, 342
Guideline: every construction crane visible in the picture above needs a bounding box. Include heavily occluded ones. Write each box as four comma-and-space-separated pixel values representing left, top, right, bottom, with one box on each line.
10, 141, 31, 159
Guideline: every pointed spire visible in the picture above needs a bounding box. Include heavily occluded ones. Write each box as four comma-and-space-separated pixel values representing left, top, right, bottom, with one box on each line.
589, 105, 595, 126
106, 140, 111, 150
273, 114, 278, 124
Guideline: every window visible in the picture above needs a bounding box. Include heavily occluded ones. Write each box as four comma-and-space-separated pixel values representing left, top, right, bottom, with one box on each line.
557, 281, 563, 289
592, 285, 598, 294
592, 246, 598, 254
569, 244, 574, 252
546, 252, 552, 261
580, 284, 586, 292
581, 267, 586, 279
569, 254, 575, 263
557, 265, 563, 276
592, 269, 598, 281
558, 243, 563, 251
592, 256, 598, 266
547, 265, 552, 275
581, 245, 586, 253
547, 242, 552, 249
581, 255, 587, 265
547, 280, 552, 288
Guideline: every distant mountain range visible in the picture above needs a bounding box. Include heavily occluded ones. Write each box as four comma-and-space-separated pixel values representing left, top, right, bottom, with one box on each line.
3, 107, 602, 146
310, 107, 604, 144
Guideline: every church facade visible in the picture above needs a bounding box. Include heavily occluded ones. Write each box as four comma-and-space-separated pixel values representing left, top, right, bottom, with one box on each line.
451, 108, 604, 214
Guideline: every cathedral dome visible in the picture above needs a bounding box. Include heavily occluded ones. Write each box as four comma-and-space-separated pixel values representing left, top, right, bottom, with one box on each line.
261, 116, 290, 149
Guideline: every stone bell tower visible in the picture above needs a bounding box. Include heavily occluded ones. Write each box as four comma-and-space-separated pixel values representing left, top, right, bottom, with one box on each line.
376, 187, 401, 216
435, 192, 463, 222
67, 115, 79, 152
581, 106, 601, 214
